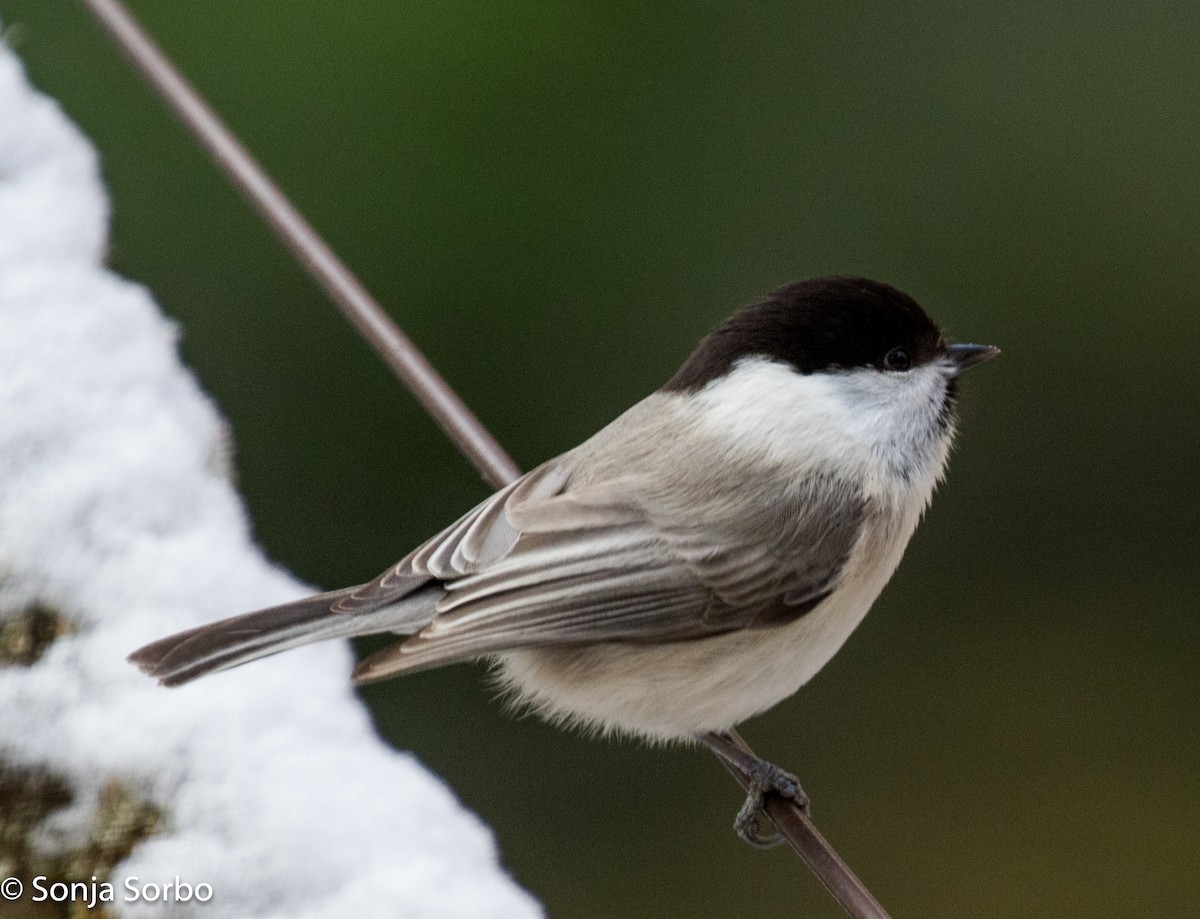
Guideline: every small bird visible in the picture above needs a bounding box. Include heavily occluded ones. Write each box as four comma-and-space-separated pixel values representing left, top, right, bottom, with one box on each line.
130, 276, 997, 845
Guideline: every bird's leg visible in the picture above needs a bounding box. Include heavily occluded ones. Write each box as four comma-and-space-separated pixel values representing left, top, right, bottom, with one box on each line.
697, 731, 810, 849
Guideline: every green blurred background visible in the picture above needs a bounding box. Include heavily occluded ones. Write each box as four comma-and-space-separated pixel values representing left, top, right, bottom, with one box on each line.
2, 1, 1197, 916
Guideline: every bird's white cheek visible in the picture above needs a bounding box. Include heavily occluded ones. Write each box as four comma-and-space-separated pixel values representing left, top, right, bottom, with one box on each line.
688, 360, 871, 472
686, 359, 954, 498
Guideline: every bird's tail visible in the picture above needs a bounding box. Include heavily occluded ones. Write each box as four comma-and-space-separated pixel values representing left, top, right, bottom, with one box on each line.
128, 586, 434, 687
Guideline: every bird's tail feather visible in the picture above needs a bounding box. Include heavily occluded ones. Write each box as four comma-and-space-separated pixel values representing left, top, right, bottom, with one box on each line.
128, 586, 435, 687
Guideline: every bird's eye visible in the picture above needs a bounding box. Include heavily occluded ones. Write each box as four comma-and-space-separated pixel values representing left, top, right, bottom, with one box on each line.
883, 348, 911, 371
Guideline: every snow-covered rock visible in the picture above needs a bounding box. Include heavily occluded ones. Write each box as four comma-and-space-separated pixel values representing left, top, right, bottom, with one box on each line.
0, 38, 539, 919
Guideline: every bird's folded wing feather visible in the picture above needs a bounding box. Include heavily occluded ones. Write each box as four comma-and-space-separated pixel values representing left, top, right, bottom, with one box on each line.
352, 456, 865, 679
330, 461, 572, 615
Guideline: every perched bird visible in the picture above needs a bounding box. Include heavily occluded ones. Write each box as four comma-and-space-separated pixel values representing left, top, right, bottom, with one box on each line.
130, 275, 998, 845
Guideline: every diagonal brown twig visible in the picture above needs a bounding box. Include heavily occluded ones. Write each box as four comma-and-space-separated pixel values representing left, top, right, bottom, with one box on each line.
77, 0, 519, 492
78, 2, 893, 916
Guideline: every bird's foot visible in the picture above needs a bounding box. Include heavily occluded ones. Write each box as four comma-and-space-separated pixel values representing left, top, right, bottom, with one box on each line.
696, 731, 810, 849
733, 759, 809, 848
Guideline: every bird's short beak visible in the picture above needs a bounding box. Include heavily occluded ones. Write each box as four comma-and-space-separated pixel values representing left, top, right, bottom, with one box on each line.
946, 342, 1000, 376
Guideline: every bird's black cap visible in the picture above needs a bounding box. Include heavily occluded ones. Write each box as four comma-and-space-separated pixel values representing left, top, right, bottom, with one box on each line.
663, 276, 944, 393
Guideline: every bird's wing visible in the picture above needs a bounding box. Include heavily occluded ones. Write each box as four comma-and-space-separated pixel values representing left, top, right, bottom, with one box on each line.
329, 460, 573, 615
353, 457, 866, 681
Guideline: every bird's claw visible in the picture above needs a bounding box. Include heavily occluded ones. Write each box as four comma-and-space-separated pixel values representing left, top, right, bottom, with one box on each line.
733, 762, 809, 849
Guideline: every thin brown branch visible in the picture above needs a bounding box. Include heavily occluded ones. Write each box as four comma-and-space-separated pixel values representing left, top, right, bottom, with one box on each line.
79, 0, 521, 492
79, 3, 893, 916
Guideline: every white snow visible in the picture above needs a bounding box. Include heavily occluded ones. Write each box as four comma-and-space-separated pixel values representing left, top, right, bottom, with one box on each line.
0, 40, 540, 919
